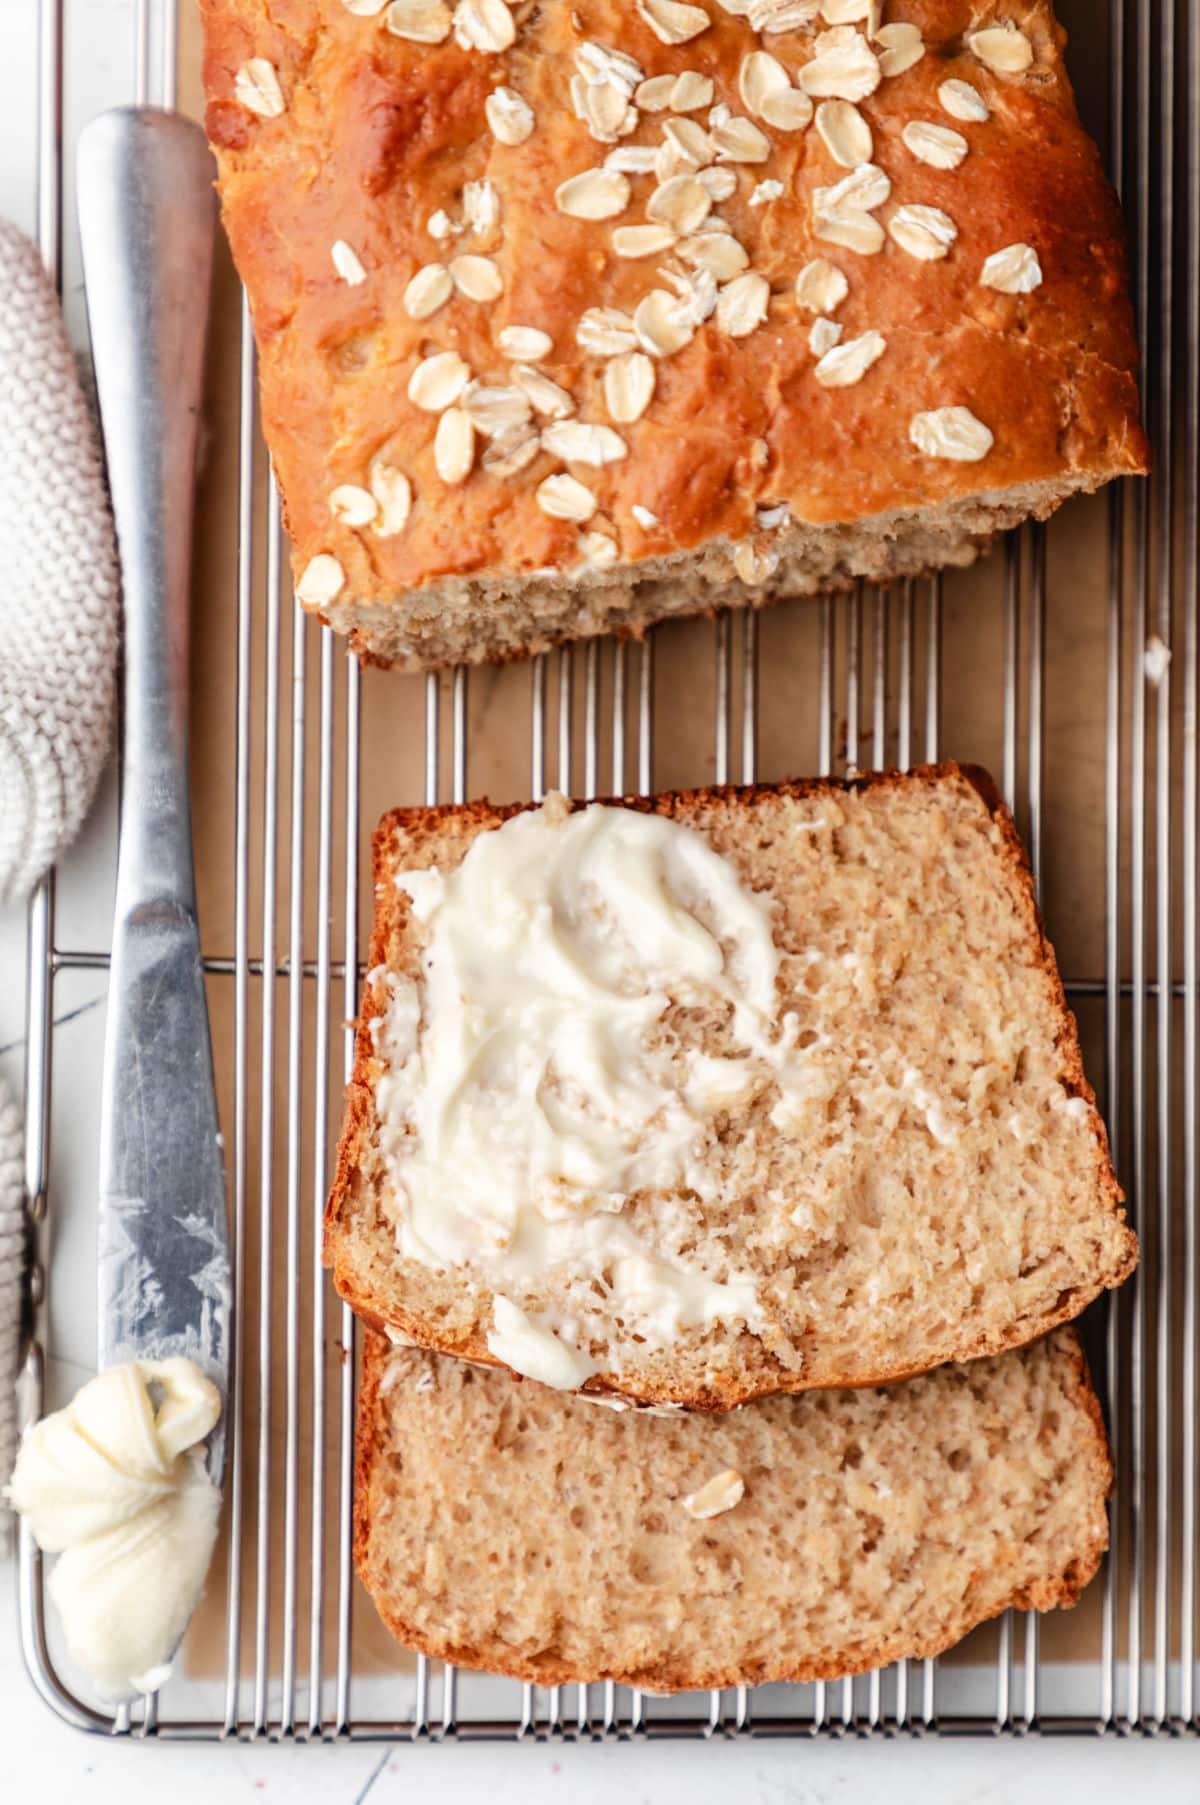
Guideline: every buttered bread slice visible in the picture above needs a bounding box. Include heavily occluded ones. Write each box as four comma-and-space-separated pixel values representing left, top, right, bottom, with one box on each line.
355, 1328, 1111, 1690
325, 762, 1135, 1408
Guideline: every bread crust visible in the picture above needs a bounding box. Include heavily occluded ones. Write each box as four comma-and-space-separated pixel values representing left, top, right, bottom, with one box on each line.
324, 761, 1137, 1409
198, 1, 1148, 670
352, 1326, 1113, 1691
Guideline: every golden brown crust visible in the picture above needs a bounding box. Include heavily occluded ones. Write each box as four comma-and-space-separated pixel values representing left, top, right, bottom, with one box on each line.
324, 760, 1137, 1409
199, 1, 1148, 668
352, 1326, 1112, 1690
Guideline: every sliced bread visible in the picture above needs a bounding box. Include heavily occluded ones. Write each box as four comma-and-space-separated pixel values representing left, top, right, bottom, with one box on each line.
325, 763, 1136, 1409
354, 1328, 1111, 1691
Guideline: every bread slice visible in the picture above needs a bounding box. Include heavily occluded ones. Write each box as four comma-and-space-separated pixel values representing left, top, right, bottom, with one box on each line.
200, 1, 1148, 672
355, 1327, 1111, 1691
325, 762, 1135, 1408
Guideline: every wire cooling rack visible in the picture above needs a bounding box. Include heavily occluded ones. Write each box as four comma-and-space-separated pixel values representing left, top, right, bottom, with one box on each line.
13, 0, 1200, 1743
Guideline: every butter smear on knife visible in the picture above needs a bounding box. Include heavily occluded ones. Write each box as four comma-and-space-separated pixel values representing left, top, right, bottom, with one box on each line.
7, 1357, 221, 1696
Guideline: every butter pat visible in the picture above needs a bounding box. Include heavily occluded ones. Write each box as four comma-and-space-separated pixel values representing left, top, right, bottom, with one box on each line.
7, 1359, 222, 1697
486, 1296, 597, 1390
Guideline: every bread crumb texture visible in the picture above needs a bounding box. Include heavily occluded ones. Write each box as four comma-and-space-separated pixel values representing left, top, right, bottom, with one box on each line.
354, 1327, 1112, 1689
325, 764, 1137, 1408
199, 0, 1148, 669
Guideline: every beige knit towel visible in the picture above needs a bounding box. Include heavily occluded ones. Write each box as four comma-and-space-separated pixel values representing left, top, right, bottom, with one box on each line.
0, 218, 119, 1518
0, 219, 118, 903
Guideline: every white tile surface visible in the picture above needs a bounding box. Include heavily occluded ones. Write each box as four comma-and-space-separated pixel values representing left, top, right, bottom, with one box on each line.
3, 2, 1199, 1797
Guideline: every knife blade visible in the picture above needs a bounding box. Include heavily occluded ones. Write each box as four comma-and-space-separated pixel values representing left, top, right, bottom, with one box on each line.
77, 109, 230, 1479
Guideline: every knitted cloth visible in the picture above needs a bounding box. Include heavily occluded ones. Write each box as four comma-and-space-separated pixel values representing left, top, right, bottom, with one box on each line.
0, 219, 119, 1521
0, 219, 118, 903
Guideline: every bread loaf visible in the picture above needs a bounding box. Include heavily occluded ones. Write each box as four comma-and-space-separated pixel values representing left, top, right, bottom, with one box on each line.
354, 1327, 1111, 1690
199, 1, 1148, 671
325, 763, 1136, 1408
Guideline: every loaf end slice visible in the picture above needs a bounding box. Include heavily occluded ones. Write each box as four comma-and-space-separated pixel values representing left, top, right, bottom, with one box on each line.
354, 1328, 1112, 1692
326, 762, 1135, 1408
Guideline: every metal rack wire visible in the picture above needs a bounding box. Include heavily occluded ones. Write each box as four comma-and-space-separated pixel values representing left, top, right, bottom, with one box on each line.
14, 0, 1200, 1742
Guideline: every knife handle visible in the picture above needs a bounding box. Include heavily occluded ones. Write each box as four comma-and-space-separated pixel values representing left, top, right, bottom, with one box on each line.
76, 110, 216, 911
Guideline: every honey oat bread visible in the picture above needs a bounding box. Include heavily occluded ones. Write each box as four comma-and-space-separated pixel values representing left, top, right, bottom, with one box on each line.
325, 763, 1136, 1408
199, 1, 1148, 672
355, 1328, 1111, 1689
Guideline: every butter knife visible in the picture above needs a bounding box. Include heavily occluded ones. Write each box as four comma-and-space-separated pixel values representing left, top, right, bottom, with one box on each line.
77, 110, 230, 1477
